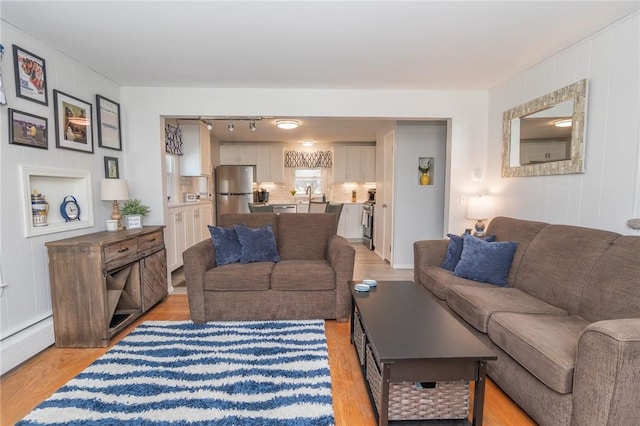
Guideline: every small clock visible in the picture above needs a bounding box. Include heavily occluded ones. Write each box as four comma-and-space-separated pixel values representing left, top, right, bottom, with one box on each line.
60, 196, 81, 222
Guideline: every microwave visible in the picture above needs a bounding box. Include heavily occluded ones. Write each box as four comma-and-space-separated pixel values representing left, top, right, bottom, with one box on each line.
183, 193, 197, 202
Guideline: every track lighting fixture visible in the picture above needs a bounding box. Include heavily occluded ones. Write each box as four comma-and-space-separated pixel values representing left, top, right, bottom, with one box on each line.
228, 122, 234, 132
249, 121, 256, 132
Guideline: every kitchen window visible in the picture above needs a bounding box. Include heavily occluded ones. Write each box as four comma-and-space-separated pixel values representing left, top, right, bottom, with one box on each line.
293, 169, 324, 196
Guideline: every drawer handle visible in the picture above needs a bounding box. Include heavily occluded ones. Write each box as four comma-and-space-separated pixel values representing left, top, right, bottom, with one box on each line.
146, 238, 157, 243
117, 247, 130, 253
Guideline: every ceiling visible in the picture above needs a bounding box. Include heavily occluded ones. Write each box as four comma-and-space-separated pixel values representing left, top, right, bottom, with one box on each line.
3, 1, 638, 144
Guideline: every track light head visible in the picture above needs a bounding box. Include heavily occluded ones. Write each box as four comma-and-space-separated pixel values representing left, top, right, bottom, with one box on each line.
249, 121, 256, 132
206, 122, 213, 131
228, 122, 234, 132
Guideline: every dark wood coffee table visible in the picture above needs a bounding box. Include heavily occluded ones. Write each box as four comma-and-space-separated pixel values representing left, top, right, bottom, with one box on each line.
350, 281, 497, 426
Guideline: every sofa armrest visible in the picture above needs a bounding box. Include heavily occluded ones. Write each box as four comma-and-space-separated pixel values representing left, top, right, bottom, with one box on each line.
327, 235, 356, 321
572, 318, 640, 425
182, 239, 216, 322
413, 239, 449, 282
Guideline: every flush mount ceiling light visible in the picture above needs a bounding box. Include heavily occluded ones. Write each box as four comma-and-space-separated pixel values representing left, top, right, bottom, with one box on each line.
554, 119, 572, 127
301, 140, 315, 147
228, 122, 234, 132
275, 120, 300, 130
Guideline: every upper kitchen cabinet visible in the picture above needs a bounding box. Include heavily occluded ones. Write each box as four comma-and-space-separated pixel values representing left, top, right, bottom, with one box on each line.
179, 121, 212, 176
333, 145, 376, 182
256, 145, 284, 182
220, 144, 257, 165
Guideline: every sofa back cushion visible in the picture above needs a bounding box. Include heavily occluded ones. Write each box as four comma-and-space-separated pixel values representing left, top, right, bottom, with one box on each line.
277, 213, 337, 260
577, 236, 640, 322
220, 213, 279, 238
485, 216, 547, 285
513, 225, 619, 314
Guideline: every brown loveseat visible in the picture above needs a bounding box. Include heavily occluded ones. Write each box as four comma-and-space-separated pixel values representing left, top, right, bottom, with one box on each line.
183, 213, 355, 322
414, 217, 640, 426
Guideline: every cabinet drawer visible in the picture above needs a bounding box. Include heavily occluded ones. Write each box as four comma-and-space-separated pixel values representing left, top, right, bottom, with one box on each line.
104, 239, 139, 265
138, 231, 164, 252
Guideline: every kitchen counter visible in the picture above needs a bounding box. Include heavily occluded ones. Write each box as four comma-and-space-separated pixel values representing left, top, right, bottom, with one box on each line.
168, 200, 211, 208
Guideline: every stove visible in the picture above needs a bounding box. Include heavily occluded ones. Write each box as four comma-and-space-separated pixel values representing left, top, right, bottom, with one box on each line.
362, 201, 374, 250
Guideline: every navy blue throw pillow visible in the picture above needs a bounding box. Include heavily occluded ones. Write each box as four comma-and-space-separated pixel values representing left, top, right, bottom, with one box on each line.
441, 233, 496, 271
233, 224, 280, 264
453, 233, 517, 287
208, 225, 242, 266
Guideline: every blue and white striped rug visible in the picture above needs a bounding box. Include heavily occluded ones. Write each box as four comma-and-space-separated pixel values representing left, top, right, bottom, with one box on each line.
18, 320, 334, 425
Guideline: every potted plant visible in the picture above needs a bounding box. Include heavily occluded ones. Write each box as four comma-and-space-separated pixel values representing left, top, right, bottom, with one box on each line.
121, 198, 150, 229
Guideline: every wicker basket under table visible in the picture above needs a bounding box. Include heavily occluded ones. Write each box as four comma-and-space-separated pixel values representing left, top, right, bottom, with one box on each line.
365, 344, 469, 421
353, 311, 367, 366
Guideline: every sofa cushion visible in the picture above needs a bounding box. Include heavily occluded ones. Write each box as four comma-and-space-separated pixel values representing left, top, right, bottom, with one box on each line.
208, 225, 242, 266
446, 285, 567, 333
203, 261, 274, 291
485, 216, 548, 285
234, 224, 281, 264
418, 266, 488, 300
277, 214, 337, 260
513, 225, 619, 313
488, 312, 590, 394
441, 233, 496, 271
453, 234, 517, 287
577, 236, 640, 322
271, 260, 336, 290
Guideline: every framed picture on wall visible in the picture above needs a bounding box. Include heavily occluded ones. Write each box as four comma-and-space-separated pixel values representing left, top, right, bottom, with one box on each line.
53, 89, 94, 153
104, 156, 119, 179
8, 108, 48, 149
96, 95, 122, 151
12, 45, 48, 105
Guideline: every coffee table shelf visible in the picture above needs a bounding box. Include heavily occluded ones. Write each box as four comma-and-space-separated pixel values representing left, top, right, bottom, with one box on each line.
350, 281, 496, 426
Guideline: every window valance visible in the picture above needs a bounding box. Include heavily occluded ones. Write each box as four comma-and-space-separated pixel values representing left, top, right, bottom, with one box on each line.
285, 151, 332, 168
165, 124, 183, 155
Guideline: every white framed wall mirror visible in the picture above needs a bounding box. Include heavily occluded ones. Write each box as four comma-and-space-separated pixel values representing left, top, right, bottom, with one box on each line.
502, 79, 588, 177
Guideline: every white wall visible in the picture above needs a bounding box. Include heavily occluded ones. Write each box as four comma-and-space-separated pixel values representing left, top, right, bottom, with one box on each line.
487, 12, 640, 234
121, 87, 489, 240
0, 23, 121, 374
392, 121, 448, 268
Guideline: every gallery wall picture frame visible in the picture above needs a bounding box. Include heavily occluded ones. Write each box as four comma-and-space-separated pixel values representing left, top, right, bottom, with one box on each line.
53, 89, 94, 153
12, 45, 48, 105
96, 95, 122, 151
104, 156, 119, 179
8, 108, 48, 149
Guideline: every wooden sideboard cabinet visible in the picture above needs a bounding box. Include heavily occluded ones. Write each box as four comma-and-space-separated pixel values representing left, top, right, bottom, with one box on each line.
45, 226, 168, 347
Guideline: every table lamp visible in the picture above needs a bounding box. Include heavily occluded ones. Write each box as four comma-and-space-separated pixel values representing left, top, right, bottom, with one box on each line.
100, 179, 130, 230
466, 195, 495, 237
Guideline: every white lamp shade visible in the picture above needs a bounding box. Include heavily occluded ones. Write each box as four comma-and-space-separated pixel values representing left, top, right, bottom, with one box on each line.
100, 179, 130, 201
467, 195, 495, 220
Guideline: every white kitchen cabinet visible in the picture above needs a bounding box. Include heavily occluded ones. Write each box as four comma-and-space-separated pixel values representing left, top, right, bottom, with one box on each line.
333, 146, 376, 182
337, 203, 363, 240
179, 121, 212, 176
166, 208, 187, 271
220, 144, 257, 165
520, 141, 569, 164
256, 145, 284, 182
167, 203, 213, 272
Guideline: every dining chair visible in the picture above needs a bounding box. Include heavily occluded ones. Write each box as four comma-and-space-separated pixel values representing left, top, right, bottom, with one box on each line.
308, 201, 329, 213
248, 203, 274, 213
325, 203, 343, 224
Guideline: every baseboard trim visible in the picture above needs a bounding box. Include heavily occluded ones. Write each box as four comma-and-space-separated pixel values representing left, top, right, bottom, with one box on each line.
1, 317, 54, 375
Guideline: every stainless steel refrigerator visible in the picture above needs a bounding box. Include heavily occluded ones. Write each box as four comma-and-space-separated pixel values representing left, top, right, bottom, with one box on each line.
215, 165, 255, 223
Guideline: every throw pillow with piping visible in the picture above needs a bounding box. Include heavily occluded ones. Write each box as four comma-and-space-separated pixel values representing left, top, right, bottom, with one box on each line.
453, 233, 517, 287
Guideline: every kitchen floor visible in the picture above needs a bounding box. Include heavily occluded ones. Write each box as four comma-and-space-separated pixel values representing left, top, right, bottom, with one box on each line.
170, 243, 412, 294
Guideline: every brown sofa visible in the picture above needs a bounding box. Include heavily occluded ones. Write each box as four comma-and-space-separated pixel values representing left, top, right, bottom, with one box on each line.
183, 213, 355, 322
414, 216, 640, 426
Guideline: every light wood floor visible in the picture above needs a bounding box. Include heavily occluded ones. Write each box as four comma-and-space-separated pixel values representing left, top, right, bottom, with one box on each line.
1, 244, 536, 425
